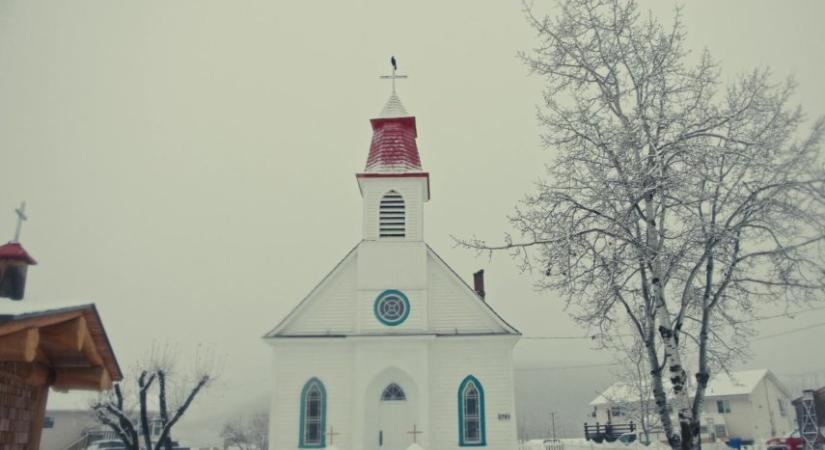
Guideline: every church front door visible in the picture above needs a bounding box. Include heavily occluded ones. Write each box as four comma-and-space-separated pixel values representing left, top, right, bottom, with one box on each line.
378, 383, 412, 450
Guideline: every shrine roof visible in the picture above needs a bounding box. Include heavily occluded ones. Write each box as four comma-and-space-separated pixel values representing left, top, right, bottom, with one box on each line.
0, 242, 37, 264
0, 303, 123, 386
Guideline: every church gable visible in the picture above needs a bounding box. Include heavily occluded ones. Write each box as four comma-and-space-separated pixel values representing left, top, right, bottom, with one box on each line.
266, 245, 358, 337
427, 246, 518, 335
266, 243, 518, 338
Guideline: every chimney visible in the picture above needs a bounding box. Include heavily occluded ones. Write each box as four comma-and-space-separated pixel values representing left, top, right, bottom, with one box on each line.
473, 269, 486, 300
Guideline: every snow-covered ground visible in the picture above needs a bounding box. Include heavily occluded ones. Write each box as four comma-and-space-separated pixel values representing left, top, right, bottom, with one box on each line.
519, 438, 747, 450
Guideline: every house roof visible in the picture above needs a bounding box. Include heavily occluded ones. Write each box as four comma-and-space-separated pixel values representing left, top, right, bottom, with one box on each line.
45, 390, 98, 411
590, 369, 788, 406
0, 242, 37, 265
705, 369, 790, 398
364, 93, 422, 173
589, 381, 654, 406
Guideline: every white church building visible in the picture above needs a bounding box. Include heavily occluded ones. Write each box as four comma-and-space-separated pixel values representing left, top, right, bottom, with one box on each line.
264, 84, 520, 450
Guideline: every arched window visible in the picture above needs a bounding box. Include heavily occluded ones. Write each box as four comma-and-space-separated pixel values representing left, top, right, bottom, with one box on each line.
381, 383, 406, 401
379, 191, 405, 238
300, 378, 326, 448
458, 375, 486, 446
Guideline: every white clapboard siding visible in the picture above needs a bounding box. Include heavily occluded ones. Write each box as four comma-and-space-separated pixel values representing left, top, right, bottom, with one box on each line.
276, 252, 358, 335
429, 338, 518, 450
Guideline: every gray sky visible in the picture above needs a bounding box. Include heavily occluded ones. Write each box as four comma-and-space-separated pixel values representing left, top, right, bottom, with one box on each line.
1, 0, 824, 439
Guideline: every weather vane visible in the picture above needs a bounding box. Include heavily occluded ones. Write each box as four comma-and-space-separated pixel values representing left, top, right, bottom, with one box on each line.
379, 56, 408, 94
12, 201, 27, 243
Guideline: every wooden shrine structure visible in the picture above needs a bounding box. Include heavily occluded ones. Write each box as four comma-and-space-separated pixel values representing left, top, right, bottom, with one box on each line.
0, 304, 123, 450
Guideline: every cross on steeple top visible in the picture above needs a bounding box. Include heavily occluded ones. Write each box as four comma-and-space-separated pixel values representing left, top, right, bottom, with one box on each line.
12, 202, 27, 243
379, 56, 408, 94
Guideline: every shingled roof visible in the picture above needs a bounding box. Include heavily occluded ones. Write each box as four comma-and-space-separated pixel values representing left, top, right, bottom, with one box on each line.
364, 93, 423, 173
0, 242, 37, 265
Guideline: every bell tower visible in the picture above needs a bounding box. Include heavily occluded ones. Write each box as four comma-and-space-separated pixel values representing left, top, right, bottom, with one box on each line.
356, 62, 430, 243
354, 59, 431, 334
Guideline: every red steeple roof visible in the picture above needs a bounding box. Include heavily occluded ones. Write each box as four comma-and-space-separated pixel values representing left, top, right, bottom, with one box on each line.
364, 93, 423, 173
0, 242, 37, 265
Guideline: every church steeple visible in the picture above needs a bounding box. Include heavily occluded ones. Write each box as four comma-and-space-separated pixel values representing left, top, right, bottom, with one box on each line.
356, 59, 430, 242
364, 94, 422, 173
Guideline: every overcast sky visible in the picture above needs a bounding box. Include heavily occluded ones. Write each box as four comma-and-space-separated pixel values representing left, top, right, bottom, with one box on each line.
1, 0, 824, 438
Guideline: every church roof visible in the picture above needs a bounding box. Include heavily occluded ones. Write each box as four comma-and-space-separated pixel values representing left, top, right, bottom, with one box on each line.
0, 242, 37, 264
262, 242, 520, 339
364, 93, 423, 173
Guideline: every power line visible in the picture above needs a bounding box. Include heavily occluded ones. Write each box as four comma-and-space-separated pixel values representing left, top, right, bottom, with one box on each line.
755, 321, 825, 341
522, 335, 597, 340
747, 305, 825, 323
516, 362, 618, 372
521, 306, 825, 341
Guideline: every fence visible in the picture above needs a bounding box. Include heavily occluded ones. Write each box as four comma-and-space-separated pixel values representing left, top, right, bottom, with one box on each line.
584, 422, 637, 443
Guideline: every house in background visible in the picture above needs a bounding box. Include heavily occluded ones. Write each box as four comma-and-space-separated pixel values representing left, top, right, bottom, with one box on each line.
589, 369, 795, 443
39, 392, 101, 450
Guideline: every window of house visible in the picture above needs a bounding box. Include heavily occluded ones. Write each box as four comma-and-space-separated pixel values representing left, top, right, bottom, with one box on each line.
379, 191, 405, 238
459, 376, 486, 446
381, 383, 406, 401
610, 406, 627, 417
300, 378, 326, 448
716, 400, 731, 414
714, 425, 728, 438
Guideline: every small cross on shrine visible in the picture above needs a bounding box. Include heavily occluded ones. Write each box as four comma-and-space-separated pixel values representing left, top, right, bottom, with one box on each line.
407, 424, 423, 443
326, 426, 341, 445
379, 56, 408, 93
12, 202, 27, 243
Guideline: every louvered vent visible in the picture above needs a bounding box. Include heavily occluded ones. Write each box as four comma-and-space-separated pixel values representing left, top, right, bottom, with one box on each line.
379, 191, 405, 238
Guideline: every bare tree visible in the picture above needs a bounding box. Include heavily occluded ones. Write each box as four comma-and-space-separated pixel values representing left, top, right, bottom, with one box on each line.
92, 345, 217, 450
221, 412, 269, 450
458, 1, 825, 449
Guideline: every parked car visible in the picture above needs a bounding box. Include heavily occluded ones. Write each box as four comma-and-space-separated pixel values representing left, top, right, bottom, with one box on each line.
86, 440, 126, 450
767, 431, 804, 450
617, 433, 637, 445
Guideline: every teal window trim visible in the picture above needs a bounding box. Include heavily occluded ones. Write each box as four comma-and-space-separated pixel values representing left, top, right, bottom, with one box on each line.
373, 289, 411, 326
458, 375, 487, 447
299, 377, 327, 448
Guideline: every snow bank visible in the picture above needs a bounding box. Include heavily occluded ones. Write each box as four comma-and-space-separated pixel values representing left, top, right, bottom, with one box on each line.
519, 438, 740, 450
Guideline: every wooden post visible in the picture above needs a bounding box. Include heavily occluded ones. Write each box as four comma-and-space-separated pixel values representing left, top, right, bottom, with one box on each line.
27, 384, 49, 450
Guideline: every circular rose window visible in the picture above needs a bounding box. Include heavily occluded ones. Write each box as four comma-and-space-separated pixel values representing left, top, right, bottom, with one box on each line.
374, 290, 410, 326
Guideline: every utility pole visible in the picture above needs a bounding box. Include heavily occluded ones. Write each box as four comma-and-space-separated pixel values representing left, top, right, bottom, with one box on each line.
549, 412, 558, 440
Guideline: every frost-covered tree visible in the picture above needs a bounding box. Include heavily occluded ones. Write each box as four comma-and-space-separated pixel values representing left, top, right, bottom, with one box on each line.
92, 345, 216, 450
221, 412, 269, 450
459, 1, 825, 449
